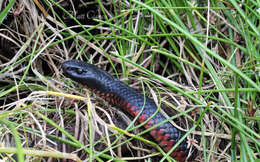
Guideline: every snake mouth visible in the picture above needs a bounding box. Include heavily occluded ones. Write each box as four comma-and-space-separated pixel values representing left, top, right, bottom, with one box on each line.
62, 61, 74, 78
62, 60, 78, 71
61, 61, 70, 75
61, 60, 69, 70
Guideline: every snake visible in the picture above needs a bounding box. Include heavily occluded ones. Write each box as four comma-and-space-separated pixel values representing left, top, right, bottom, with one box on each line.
62, 60, 188, 161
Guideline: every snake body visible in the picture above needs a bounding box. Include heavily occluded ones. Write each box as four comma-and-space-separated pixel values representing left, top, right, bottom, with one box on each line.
62, 60, 188, 161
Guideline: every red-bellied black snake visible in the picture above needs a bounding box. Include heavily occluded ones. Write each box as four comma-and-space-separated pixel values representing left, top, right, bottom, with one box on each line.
62, 60, 188, 161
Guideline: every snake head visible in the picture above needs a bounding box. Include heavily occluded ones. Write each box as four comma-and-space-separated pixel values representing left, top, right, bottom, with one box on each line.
62, 60, 101, 89
62, 60, 114, 91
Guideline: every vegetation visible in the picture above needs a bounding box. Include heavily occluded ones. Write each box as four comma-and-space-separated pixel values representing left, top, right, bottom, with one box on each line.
0, 0, 259, 161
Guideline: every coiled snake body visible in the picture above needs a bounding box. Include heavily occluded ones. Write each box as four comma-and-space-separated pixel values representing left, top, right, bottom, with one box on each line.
62, 60, 188, 161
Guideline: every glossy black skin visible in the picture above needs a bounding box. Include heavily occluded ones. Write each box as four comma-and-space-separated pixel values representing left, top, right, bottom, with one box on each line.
62, 60, 188, 161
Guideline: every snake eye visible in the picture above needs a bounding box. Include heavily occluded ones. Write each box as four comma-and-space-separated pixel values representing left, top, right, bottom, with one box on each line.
76, 68, 86, 74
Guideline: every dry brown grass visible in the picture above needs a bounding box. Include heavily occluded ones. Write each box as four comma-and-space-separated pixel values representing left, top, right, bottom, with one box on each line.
0, 0, 259, 162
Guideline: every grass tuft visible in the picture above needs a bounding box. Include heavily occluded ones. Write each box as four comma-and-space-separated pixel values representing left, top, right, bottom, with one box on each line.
0, 0, 259, 161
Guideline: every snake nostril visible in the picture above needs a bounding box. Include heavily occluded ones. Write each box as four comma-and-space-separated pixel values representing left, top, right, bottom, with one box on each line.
62, 62, 72, 71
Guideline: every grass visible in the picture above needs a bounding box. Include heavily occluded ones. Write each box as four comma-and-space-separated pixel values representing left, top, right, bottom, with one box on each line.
0, 0, 259, 161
